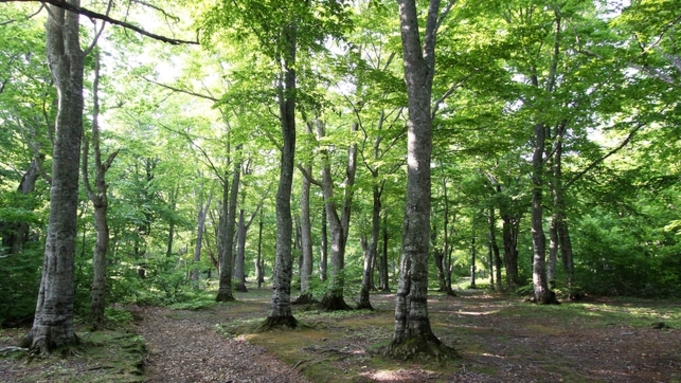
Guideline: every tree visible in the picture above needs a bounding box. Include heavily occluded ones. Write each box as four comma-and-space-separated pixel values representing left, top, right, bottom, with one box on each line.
386, 0, 457, 360
81, 51, 119, 327
22, 1, 85, 354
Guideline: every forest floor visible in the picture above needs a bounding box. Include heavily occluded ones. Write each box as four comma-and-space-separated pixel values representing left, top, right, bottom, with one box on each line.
1, 286, 681, 382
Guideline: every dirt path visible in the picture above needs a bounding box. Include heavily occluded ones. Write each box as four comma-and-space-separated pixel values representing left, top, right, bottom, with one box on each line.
134, 306, 312, 383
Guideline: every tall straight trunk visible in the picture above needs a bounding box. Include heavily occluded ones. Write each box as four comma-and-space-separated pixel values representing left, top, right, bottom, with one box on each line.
264, 21, 297, 328
357, 183, 383, 308
469, 236, 477, 288
192, 192, 212, 284
298, 163, 313, 296
216, 150, 241, 301
432, 225, 447, 292
488, 207, 502, 290
440, 184, 455, 295
530, 122, 556, 304
389, 0, 454, 359
24, 2, 84, 354
379, 215, 390, 291
548, 214, 559, 289
550, 132, 575, 289
82, 52, 118, 327
256, 215, 264, 288
319, 201, 328, 282
234, 209, 248, 292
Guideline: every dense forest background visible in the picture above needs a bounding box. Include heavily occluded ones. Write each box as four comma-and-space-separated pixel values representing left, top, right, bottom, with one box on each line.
1, 0, 680, 328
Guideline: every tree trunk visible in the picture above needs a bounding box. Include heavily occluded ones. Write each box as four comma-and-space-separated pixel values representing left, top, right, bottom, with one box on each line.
82, 52, 119, 328
319, 201, 328, 282
531, 123, 557, 304
379, 215, 390, 291
501, 211, 520, 288
24, 2, 84, 354
432, 225, 447, 292
234, 209, 248, 292
469, 236, 477, 288
318, 120, 357, 311
263, 21, 298, 329
296, 162, 313, 301
192, 191, 212, 284
256, 215, 264, 289
388, 0, 455, 360
216, 150, 241, 302
488, 207, 503, 290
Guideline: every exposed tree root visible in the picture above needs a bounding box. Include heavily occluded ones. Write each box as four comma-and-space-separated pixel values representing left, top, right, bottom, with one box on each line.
235, 283, 248, 293
355, 300, 374, 310
383, 336, 459, 362
258, 315, 298, 331
320, 294, 352, 311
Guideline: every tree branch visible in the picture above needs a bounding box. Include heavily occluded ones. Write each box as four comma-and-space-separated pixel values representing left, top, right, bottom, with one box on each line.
0, 0, 198, 45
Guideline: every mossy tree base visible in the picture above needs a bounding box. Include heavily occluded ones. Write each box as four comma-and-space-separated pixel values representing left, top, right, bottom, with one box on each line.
258, 315, 298, 331
383, 336, 459, 362
320, 294, 352, 311
20, 331, 80, 356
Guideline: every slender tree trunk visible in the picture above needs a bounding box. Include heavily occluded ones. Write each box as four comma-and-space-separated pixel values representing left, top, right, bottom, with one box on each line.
2, 157, 41, 256
501, 211, 520, 288
470, 236, 477, 288
234, 209, 248, 292
488, 207, 502, 290
82, 52, 119, 328
379, 215, 390, 291
256, 215, 264, 289
318, 120, 357, 311
388, 0, 455, 359
295, 161, 314, 302
531, 123, 557, 304
264, 22, 297, 328
432, 225, 447, 292
319, 201, 328, 282
24, 2, 84, 354
192, 192, 212, 284
216, 150, 241, 301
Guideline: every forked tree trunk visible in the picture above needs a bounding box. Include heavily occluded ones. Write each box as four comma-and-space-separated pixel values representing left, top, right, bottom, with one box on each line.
387, 0, 456, 360
24, 2, 84, 354
263, 21, 297, 329
317, 120, 357, 311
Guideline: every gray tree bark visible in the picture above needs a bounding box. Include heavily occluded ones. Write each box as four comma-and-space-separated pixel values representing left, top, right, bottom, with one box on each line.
82, 52, 119, 328
192, 190, 212, 284
264, 21, 297, 328
24, 1, 84, 354
216, 149, 241, 302
388, 0, 455, 359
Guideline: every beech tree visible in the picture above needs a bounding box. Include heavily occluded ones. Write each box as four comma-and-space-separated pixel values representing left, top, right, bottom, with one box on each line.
386, 0, 456, 359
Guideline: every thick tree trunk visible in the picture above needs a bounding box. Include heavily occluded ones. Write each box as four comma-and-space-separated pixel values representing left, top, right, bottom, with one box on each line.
388, 0, 455, 360
501, 212, 520, 288
264, 22, 297, 329
24, 2, 83, 354
216, 151, 241, 302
